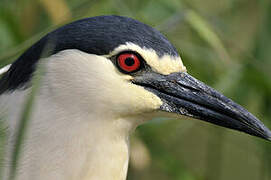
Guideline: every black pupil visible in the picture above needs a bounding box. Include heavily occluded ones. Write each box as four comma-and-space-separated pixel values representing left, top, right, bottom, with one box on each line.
125, 57, 135, 66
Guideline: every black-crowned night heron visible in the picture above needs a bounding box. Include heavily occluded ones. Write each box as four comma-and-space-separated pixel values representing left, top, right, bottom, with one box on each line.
0, 15, 270, 180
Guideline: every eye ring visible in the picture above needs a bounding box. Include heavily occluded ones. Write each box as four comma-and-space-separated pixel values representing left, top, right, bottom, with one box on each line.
116, 52, 142, 73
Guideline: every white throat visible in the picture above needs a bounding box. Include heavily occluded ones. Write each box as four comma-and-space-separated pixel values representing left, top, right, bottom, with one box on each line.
2, 85, 134, 180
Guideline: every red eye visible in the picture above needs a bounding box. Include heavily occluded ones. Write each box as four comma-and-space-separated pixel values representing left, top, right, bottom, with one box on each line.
117, 53, 141, 73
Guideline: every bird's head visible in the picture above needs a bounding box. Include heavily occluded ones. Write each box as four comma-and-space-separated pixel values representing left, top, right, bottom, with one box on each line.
1, 15, 270, 140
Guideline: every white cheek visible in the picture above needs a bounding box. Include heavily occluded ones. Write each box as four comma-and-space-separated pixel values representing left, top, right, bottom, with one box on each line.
91, 60, 162, 115
43, 49, 162, 116
100, 81, 162, 115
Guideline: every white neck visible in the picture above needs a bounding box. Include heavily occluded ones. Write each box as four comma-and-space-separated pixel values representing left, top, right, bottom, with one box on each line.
2, 88, 134, 180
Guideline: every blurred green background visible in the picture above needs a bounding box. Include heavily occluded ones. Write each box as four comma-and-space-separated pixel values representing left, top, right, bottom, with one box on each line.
1, 0, 271, 179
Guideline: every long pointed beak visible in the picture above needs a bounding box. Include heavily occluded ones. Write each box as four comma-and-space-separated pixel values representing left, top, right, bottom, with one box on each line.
132, 72, 271, 141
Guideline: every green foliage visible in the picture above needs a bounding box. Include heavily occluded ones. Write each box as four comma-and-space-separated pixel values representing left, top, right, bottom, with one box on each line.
0, 0, 271, 180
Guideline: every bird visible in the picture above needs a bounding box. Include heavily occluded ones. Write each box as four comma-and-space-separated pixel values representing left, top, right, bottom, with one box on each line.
0, 15, 270, 180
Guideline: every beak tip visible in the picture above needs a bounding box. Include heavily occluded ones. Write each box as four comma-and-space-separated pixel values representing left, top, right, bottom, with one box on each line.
254, 123, 271, 142
261, 128, 271, 141
266, 132, 271, 141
